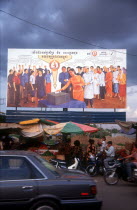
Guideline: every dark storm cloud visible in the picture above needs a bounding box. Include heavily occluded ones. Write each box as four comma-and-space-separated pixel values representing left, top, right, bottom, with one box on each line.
0, 0, 137, 85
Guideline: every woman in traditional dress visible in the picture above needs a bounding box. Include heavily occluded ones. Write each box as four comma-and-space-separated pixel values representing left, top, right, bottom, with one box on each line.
12, 70, 20, 107
117, 68, 126, 102
35, 70, 45, 100
44, 70, 52, 96
56, 68, 85, 101
105, 68, 113, 97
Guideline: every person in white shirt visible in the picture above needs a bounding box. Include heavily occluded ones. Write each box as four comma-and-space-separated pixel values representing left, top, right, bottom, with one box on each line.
100, 136, 107, 152
83, 67, 94, 108
104, 141, 115, 169
93, 68, 100, 99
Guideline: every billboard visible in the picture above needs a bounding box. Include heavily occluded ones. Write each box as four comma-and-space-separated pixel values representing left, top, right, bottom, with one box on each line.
7, 49, 126, 108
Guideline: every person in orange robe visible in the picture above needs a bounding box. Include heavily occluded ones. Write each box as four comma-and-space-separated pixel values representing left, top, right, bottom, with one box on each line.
105, 68, 113, 97
57, 68, 85, 101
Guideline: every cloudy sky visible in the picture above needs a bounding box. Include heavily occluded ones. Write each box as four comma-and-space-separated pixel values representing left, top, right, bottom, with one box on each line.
0, 0, 137, 120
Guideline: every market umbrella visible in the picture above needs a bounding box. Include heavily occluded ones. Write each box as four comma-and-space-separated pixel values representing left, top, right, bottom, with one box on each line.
40, 119, 59, 125
19, 118, 59, 125
18, 118, 59, 138
19, 119, 40, 125
44, 121, 98, 135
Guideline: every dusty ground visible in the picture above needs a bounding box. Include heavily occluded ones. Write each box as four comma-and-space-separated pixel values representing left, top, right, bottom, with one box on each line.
92, 95, 126, 109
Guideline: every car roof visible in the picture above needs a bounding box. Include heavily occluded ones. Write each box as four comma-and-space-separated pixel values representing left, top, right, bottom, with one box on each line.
0, 150, 37, 156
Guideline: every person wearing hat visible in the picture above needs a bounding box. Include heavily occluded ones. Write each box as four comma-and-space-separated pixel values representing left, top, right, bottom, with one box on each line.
104, 141, 115, 169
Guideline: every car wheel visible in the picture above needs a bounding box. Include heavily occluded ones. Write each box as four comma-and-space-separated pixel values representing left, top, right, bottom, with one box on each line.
86, 165, 97, 176
30, 200, 60, 210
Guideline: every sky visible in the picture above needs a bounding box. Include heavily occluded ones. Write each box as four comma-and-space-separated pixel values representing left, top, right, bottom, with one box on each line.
0, 0, 137, 121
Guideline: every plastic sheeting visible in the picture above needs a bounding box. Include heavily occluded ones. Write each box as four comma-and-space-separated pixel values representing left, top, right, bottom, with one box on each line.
115, 120, 137, 134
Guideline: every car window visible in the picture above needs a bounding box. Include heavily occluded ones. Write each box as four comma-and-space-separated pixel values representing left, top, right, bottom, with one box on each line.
0, 156, 44, 180
35, 156, 60, 177
8, 158, 23, 169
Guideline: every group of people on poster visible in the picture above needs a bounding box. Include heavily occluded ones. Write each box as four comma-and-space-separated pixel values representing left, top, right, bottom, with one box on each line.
7, 64, 126, 107
7, 65, 51, 106
57, 65, 126, 108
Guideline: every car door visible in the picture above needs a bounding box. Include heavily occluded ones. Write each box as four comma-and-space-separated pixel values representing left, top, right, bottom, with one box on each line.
0, 156, 41, 203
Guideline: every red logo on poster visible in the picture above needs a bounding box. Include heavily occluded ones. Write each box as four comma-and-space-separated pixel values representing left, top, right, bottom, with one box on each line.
92, 51, 97, 56
49, 60, 60, 71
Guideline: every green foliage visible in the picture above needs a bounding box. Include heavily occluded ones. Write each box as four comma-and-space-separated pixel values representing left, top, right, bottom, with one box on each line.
117, 143, 125, 146
111, 128, 119, 133
90, 126, 119, 138
42, 150, 54, 156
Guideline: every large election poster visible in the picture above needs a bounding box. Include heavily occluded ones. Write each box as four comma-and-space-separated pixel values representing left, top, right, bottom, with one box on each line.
7, 49, 126, 108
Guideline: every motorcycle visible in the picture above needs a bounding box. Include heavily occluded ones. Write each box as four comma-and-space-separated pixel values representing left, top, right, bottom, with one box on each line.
85, 153, 117, 177
50, 157, 87, 172
104, 158, 137, 185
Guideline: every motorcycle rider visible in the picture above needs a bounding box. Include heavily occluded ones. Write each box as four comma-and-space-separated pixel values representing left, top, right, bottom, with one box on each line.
104, 141, 115, 169
72, 140, 83, 160
86, 139, 96, 157
123, 143, 137, 182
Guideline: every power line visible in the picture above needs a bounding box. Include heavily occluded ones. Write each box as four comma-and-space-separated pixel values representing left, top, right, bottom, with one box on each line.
0, 9, 137, 57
